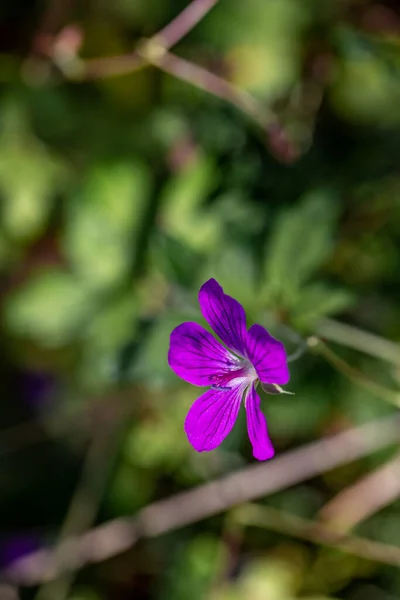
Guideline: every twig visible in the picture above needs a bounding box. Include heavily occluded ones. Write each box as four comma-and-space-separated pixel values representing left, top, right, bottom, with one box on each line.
308, 337, 400, 407
31, 0, 76, 55
279, 324, 308, 363
142, 50, 298, 161
81, 53, 144, 80
0, 584, 19, 600
156, 0, 219, 48
145, 49, 271, 128
233, 503, 400, 567
32, 414, 123, 600
319, 451, 400, 531
48, 0, 296, 161
316, 318, 400, 366
6, 412, 400, 585
80, 0, 219, 80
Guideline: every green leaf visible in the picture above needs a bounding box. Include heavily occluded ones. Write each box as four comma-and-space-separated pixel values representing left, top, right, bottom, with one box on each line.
262, 188, 339, 306
67, 589, 103, 600
152, 233, 204, 287
331, 27, 400, 124
0, 101, 67, 241
63, 161, 150, 290
215, 190, 265, 236
159, 535, 223, 600
291, 284, 354, 330
79, 292, 139, 389
106, 463, 155, 514
159, 154, 221, 252
198, 244, 257, 313
267, 386, 330, 439
0, 232, 12, 268
129, 313, 196, 384
4, 269, 93, 346
237, 557, 298, 600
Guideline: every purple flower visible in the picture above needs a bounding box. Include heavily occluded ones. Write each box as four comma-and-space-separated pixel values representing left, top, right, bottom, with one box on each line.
168, 279, 291, 461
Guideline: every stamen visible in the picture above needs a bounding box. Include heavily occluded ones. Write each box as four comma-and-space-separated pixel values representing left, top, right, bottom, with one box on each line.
261, 382, 295, 395
209, 361, 256, 388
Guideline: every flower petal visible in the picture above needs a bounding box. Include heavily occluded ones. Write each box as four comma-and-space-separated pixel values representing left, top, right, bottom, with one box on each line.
245, 324, 290, 385
245, 383, 275, 460
198, 279, 247, 355
168, 321, 240, 386
184, 384, 244, 452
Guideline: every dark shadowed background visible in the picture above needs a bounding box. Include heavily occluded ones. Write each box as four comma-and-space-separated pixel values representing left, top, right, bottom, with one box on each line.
1, 0, 400, 599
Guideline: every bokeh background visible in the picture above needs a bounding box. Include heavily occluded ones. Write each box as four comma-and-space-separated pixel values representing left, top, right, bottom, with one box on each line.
1, 0, 400, 598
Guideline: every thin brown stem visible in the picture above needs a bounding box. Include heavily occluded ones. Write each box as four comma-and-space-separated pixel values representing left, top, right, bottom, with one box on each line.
81, 52, 144, 80
308, 336, 400, 407
82, 46, 297, 161
32, 414, 123, 600
148, 50, 270, 126
156, 0, 219, 48
147, 49, 297, 160
316, 317, 400, 366
31, 0, 76, 55
79, 0, 220, 80
6, 412, 400, 585
233, 503, 400, 567
319, 451, 400, 531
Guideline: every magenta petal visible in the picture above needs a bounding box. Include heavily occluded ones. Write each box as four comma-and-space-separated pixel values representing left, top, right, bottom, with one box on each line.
245, 384, 275, 460
245, 324, 290, 385
168, 321, 240, 386
198, 279, 247, 355
184, 384, 244, 452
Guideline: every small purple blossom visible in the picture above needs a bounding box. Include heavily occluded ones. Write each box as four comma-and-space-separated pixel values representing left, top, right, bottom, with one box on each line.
168, 279, 291, 461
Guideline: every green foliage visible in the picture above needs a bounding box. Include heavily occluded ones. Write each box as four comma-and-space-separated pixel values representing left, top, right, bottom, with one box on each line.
1, 0, 400, 599
263, 189, 338, 300
159, 535, 223, 600
0, 101, 67, 241
4, 269, 92, 346
261, 188, 353, 329
331, 27, 400, 124
125, 388, 190, 469
63, 161, 150, 290
68, 589, 103, 600
159, 153, 220, 252
290, 284, 355, 329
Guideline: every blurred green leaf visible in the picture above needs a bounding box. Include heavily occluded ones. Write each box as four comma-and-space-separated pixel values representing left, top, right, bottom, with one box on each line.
308, 548, 372, 595
207, 0, 309, 97
125, 387, 191, 469
79, 292, 138, 389
267, 385, 330, 440
331, 27, 400, 124
0, 101, 67, 241
234, 558, 298, 600
216, 191, 266, 236
0, 232, 12, 269
63, 161, 150, 290
160, 534, 223, 600
291, 284, 354, 330
198, 244, 257, 313
152, 233, 204, 287
302, 597, 339, 600
106, 463, 155, 514
67, 588, 103, 600
262, 188, 339, 307
159, 154, 220, 252
85, 293, 138, 351
4, 269, 93, 346
129, 312, 196, 384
